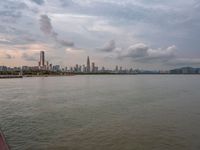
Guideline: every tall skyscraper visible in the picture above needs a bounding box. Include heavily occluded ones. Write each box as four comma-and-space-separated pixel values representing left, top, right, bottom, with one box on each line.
87, 56, 90, 73
40, 51, 45, 67
92, 62, 95, 72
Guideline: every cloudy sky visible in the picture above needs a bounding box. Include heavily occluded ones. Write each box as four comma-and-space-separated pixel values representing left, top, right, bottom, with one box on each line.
0, 0, 200, 69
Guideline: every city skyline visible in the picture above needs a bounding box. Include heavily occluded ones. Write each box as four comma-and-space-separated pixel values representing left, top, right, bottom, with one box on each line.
0, 0, 200, 70
1, 50, 200, 75
0, 50, 151, 72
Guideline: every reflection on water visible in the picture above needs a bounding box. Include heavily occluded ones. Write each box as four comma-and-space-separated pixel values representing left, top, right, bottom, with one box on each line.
0, 75, 200, 150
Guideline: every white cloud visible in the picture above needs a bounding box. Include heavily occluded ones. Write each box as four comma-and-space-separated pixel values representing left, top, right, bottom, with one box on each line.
120, 43, 176, 60
148, 45, 176, 59
124, 43, 148, 58
98, 40, 116, 52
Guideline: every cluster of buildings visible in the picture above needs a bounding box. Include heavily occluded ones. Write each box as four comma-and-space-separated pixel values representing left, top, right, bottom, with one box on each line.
0, 66, 21, 72
66, 56, 139, 74
0, 51, 138, 74
1, 51, 200, 74
66, 56, 99, 73
170, 67, 200, 74
0, 51, 58, 72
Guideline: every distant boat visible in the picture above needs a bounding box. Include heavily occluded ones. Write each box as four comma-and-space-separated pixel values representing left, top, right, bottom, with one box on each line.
0, 131, 9, 150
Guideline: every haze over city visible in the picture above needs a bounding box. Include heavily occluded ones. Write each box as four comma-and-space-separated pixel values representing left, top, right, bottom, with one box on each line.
0, 0, 200, 70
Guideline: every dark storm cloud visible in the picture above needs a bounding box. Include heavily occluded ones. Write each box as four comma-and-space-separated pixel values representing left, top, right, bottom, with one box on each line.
30, 0, 45, 5
39, 14, 54, 36
39, 14, 74, 47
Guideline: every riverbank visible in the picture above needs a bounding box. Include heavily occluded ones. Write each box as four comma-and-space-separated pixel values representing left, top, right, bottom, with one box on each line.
0, 75, 23, 79
23, 74, 75, 77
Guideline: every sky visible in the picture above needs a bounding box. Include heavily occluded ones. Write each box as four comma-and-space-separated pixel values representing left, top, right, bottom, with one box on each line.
0, 0, 200, 70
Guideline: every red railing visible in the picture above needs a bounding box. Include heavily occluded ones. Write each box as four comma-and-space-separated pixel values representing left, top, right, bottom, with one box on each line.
0, 131, 9, 150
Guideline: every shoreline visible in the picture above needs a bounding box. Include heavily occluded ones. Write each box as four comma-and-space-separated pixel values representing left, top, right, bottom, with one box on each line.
1, 73, 200, 79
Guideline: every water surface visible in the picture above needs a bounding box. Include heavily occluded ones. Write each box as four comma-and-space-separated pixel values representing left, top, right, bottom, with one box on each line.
0, 75, 200, 150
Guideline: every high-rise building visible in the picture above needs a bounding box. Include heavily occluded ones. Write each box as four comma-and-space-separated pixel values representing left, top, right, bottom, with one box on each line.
75, 64, 79, 72
92, 62, 95, 72
53, 65, 60, 72
102, 66, 105, 72
83, 65, 86, 72
70, 67, 73, 72
78, 66, 82, 72
95, 66, 98, 72
115, 65, 119, 72
65, 67, 68, 72
40, 51, 45, 67
46, 61, 49, 70
49, 64, 52, 70
120, 66, 122, 72
87, 56, 90, 73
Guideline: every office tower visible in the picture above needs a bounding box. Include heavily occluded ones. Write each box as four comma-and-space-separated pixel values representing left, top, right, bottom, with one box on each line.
87, 56, 90, 73
129, 68, 133, 73
79, 66, 82, 72
53, 65, 60, 72
46, 61, 49, 70
120, 66, 122, 72
95, 66, 98, 72
65, 67, 68, 72
102, 66, 105, 72
49, 64, 52, 70
75, 64, 79, 72
83, 65, 86, 72
40, 51, 45, 67
92, 62, 95, 72
115, 65, 119, 72
70, 67, 73, 72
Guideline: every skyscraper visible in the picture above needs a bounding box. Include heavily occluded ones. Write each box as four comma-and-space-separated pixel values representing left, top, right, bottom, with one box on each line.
40, 51, 45, 67
92, 62, 95, 72
87, 56, 90, 73
120, 66, 122, 72
115, 65, 119, 72
83, 65, 86, 72
75, 64, 79, 72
